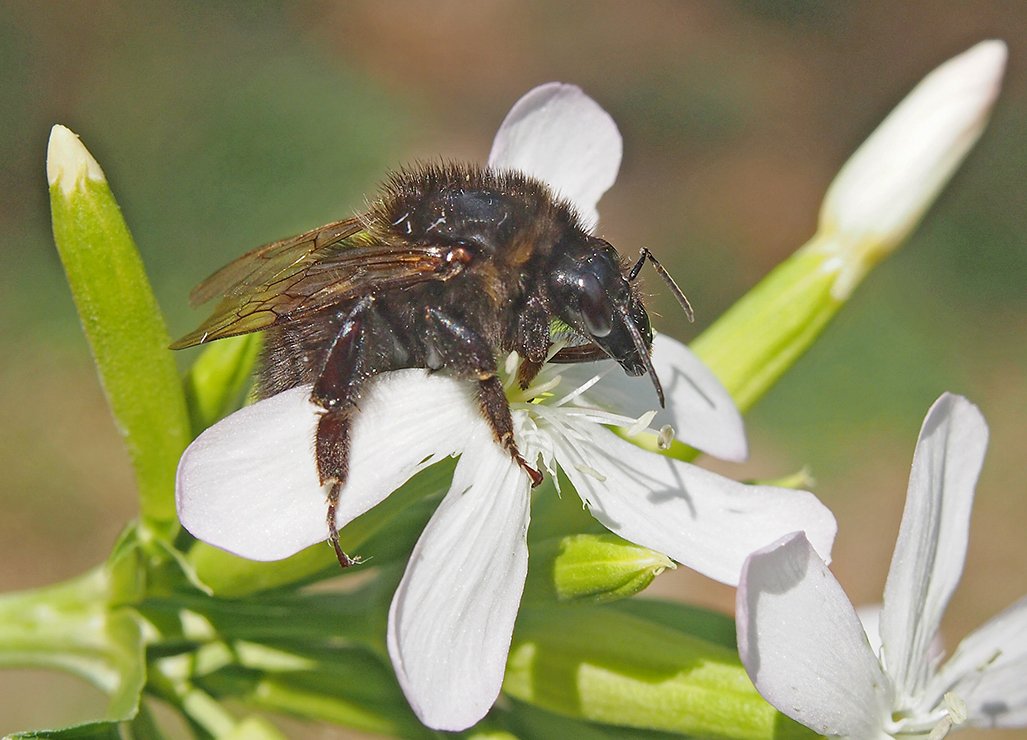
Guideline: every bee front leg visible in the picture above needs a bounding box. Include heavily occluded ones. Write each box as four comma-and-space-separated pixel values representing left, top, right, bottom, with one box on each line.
312, 296, 374, 568
478, 376, 543, 488
512, 294, 550, 390
423, 307, 543, 487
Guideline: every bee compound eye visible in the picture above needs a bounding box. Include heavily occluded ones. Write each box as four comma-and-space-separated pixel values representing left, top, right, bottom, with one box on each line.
577, 273, 613, 338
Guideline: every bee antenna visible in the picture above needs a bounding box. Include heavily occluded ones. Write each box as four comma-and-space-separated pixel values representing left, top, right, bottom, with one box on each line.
629, 248, 694, 323
618, 305, 665, 408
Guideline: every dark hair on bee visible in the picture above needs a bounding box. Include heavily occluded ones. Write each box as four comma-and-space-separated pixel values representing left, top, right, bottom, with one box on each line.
369, 162, 584, 250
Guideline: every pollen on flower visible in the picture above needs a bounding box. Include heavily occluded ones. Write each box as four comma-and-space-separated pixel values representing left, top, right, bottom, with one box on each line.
657, 424, 675, 450
943, 692, 967, 725
503, 351, 520, 378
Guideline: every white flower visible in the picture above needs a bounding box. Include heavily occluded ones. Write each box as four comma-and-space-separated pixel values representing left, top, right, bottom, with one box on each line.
737, 393, 1027, 738
813, 40, 1006, 299
177, 83, 838, 731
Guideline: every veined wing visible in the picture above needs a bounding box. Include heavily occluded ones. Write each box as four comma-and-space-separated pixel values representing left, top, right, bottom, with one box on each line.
187, 218, 365, 306
171, 219, 450, 348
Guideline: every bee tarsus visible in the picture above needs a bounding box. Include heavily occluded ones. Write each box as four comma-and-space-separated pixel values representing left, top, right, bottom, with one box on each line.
478, 375, 543, 487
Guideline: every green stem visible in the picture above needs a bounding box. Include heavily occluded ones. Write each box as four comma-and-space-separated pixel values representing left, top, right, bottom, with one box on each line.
691, 238, 840, 413
0, 565, 145, 719
149, 656, 240, 737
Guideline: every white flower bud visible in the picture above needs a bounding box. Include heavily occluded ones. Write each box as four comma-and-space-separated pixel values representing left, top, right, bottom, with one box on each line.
46, 124, 106, 194
817, 41, 1007, 298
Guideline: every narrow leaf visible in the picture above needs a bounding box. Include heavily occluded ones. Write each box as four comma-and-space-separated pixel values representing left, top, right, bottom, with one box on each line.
7, 720, 124, 739
182, 333, 262, 434
506, 605, 816, 740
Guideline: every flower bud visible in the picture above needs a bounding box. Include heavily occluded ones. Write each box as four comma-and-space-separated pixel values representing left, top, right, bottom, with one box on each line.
47, 125, 191, 532
693, 41, 1006, 411
817, 40, 1006, 299
523, 533, 674, 604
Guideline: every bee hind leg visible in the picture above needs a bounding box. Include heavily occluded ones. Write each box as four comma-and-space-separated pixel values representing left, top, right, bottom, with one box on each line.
316, 413, 358, 568
312, 296, 375, 569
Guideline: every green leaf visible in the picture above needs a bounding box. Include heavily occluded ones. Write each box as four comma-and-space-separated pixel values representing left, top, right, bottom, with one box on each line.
504, 700, 684, 739
527, 475, 604, 543
460, 728, 520, 740
146, 658, 265, 738
46, 125, 191, 533
182, 333, 263, 434
188, 644, 434, 739
505, 604, 817, 740
140, 587, 385, 650
219, 716, 287, 740
607, 598, 738, 651
7, 720, 124, 739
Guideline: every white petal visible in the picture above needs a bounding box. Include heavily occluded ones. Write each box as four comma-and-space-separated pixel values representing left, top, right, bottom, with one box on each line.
858, 604, 885, 659
559, 333, 747, 461
387, 428, 531, 731
858, 604, 947, 682
821, 41, 1006, 249
737, 532, 893, 737
550, 420, 835, 585
488, 82, 622, 231
880, 393, 989, 702
928, 595, 1027, 728
47, 124, 106, 193
176, 370, 479, 561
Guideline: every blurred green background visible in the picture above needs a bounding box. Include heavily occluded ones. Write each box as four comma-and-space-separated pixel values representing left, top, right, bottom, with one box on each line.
1, 1, 1024, 736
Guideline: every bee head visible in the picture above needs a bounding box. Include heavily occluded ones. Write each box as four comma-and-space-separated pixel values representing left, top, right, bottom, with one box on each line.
548, 236, 664, 405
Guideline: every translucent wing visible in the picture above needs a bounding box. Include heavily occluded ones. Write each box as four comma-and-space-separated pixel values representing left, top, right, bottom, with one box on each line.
186, 218, 365, 307
171, 218, 451, 349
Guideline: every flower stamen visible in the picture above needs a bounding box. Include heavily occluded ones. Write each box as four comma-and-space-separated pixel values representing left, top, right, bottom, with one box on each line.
625, 410, 658, 437
926, 692, 968, 740
552, 369, 610, 407
658, 424, 675, 449
574, 462, 607, 481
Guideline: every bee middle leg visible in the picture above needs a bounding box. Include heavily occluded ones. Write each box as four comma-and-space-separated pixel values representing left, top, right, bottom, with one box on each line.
423, 307, 543, 487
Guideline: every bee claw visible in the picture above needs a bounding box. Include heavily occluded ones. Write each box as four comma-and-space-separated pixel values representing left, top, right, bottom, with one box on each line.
330, 536, 361, 569
515, 454, 544, 487
326, 480, 360, 569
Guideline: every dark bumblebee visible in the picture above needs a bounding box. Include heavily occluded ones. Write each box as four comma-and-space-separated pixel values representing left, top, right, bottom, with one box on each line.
173, 163, 691, 567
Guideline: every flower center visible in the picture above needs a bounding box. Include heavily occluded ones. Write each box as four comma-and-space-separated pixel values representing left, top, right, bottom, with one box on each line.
888, 691, 968, 738
496, 351, 675, 478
